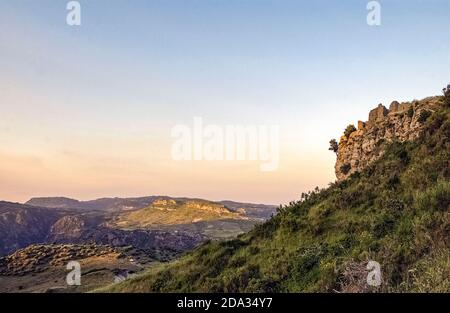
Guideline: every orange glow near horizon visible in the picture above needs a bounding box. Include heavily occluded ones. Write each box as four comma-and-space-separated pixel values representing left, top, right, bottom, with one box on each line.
0, 141, 337, 205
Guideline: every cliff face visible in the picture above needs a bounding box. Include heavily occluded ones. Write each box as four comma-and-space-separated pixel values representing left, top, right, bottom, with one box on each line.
335, 96, 441, 180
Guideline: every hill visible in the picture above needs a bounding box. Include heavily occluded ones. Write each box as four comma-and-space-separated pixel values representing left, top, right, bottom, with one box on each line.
102, 92, 450, 293
111, 198, 266, 240
113, 199, 244, 227
0, 244, 157, 293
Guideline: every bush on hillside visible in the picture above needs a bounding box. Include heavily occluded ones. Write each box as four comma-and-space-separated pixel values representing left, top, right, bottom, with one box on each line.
329, 139, 339, 153
340, 163, 351, 175
443, 84, 450, 107
344, 124, 357, 138
418, 110, 432, 123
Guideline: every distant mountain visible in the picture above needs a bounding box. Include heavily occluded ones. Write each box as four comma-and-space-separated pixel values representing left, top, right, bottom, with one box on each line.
1, 196, 277, 256
25, 196, 160, 212
25, 196, 278, 217
0, 201, 204, 256
25, 197, 82, 210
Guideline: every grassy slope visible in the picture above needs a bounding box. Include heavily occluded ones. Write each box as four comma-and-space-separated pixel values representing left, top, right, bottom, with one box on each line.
103, 97, 449, 293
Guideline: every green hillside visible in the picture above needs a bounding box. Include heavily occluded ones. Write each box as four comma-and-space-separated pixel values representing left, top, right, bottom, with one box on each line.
102, 94, 449, 293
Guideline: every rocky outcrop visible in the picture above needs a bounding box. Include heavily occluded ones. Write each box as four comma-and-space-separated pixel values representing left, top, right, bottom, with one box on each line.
0, 243, 166, 293
0, 202, 61, 256
335, 96, 441, 180
0, 244, 120, 276
50, 216, 86, 239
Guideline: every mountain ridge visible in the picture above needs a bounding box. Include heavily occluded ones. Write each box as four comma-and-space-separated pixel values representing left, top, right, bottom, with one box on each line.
25, 196, 277, 216
334, 96, 442, 180
0, 196, 276, 257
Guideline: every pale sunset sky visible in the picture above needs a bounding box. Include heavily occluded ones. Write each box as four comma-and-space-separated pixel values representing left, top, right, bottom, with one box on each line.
1, 0, 449, 204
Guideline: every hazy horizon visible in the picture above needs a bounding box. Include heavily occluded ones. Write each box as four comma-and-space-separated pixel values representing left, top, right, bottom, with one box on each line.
1, 0, 449, 204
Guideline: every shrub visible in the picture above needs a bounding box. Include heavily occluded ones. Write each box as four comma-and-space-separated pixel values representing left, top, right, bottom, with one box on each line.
415, 180, 450, 212
385, 175, 400, 190
418, 110, 432, 123
407, 106, 414, 118
281, 218, 299, 232
307, 204, 331, 234
408, 250, 450, 292
344, 125, 357, 138
340, 163, 351, 175
384, 198, 405, 212
387, 142, 410, 164
372, 214, 395, 238
329, 139, 339, 153
308, 204, 331, 221
443, 84, 450, 108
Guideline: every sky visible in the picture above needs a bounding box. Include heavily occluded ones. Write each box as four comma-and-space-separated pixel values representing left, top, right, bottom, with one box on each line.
0, 0, 449, 205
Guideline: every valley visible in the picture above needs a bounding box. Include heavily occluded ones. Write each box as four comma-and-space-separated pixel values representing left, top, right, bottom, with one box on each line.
0, 196, 276, 292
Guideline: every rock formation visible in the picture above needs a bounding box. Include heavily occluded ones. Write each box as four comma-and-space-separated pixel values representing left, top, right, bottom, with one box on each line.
334, 96, 441, 180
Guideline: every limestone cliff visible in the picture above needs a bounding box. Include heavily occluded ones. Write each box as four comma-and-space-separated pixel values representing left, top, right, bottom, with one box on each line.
335, 96, 441, 180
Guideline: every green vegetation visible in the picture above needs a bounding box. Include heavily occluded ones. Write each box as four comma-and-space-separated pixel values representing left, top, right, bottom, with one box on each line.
102, 98, 449, 293
340, 163, 351, 175
407, 106, 414, 118
344, 124, 357, 138
417, 110, 432, 123
329, 139, 339, 153
444, 84, 450, 108
146, 219, 259, 240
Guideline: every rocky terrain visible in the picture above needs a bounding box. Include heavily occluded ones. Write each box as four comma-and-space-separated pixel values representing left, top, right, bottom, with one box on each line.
0, 244, 159, 292
0, 197, 276, 255
334, 96, 442, 180
0, 202, 62, 255
0, 196, 276, 292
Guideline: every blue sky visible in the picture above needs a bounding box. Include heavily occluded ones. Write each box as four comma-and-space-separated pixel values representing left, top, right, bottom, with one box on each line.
0, 0, 449, 203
